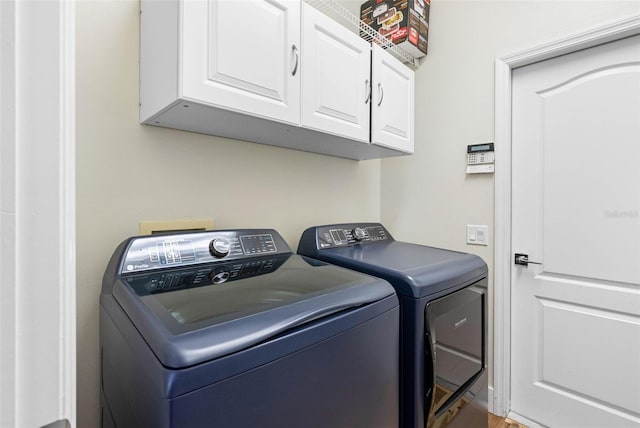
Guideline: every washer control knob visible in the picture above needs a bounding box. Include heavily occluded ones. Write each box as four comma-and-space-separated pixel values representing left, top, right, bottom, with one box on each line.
352, 227, 366, 241
209, 238, 231, 258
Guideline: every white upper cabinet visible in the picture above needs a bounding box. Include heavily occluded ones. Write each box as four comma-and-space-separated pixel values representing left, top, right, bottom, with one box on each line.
182, 0, 301, 124
140, 0, 415, 160
301, 3, 371, 143
371, 44, 415, 153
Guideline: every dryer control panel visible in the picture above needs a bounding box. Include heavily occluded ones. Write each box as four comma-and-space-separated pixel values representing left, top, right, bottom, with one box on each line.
120, 229, 291, 274
305, 223, 393, 249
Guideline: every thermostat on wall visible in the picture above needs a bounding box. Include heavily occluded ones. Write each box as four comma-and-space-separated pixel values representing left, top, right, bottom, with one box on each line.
466, 143, 494, 174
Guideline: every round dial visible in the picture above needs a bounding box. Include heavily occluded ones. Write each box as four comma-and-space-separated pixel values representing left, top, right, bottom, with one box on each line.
352, 227, 366, 241
209, 238, 231, 258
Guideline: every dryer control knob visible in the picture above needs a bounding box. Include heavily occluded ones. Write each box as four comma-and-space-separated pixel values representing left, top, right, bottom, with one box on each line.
352, 227, 366, 241
209, 238, 231, 258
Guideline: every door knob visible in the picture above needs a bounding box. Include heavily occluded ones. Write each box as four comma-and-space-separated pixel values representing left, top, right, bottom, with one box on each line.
514, 253, 542, 267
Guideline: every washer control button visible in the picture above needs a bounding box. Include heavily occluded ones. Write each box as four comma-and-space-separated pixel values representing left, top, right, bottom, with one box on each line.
209, 238, 231, 258
211, 271, 230, 284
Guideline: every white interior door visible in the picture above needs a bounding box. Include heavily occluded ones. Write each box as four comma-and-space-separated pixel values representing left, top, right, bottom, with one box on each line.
511, 34, 640, 428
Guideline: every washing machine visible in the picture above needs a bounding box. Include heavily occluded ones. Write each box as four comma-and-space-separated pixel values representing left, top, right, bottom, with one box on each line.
298, 223, 488, 428
100, 228, 400, 428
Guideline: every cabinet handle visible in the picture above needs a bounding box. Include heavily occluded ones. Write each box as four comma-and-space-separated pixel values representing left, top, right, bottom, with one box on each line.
291, 45, 299, 76
377, 82, 384, 106
365, 80, 371, 104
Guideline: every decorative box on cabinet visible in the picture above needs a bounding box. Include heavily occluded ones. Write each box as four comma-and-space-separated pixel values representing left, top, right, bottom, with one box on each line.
140, 0, 415, 160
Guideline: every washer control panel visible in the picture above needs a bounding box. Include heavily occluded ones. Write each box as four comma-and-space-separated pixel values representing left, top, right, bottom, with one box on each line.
120, 229, 289, 274
124, 255, 288, 295
312, 223, 392, 249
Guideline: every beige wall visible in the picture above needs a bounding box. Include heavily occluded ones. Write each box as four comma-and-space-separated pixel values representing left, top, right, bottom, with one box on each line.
380, 0, 640, 398
77, 0, 640, 426
76, 2, 380, 426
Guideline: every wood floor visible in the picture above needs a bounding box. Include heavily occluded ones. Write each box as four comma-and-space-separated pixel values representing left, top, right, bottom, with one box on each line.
489, 413, 527, 428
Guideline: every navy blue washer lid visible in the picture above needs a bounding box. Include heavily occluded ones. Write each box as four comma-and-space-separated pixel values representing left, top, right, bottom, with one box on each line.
297, 223, 488, 298
103, 229, 396, 369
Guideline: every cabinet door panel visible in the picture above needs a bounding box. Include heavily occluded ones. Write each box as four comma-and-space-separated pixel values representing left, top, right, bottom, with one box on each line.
301, 3, 371, 142
182, 0, 300, 124
371, 44, 414, 153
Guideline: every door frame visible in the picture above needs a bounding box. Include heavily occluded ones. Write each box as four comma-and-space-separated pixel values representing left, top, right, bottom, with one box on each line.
493, 14, 640, 419
0, 0, 76, 426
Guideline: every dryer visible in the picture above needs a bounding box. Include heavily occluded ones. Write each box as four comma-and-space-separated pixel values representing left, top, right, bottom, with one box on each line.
101, 228, 400, 428
298, 223, 488, 428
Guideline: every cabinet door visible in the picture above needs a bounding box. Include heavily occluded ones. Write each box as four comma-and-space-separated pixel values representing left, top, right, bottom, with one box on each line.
181, 0, 301, 125
371, 44, 414, 153
301, 3, 371, 143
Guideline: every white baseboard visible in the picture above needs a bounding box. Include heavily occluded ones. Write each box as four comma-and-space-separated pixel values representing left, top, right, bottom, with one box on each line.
488, 385, 494, 414
508, 411, 545, 428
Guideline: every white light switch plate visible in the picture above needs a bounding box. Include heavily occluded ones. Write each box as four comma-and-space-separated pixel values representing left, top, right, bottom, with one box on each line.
467, 225, 489, 246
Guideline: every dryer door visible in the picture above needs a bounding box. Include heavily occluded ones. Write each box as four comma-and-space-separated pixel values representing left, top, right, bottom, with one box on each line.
424, 284, 486, 424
